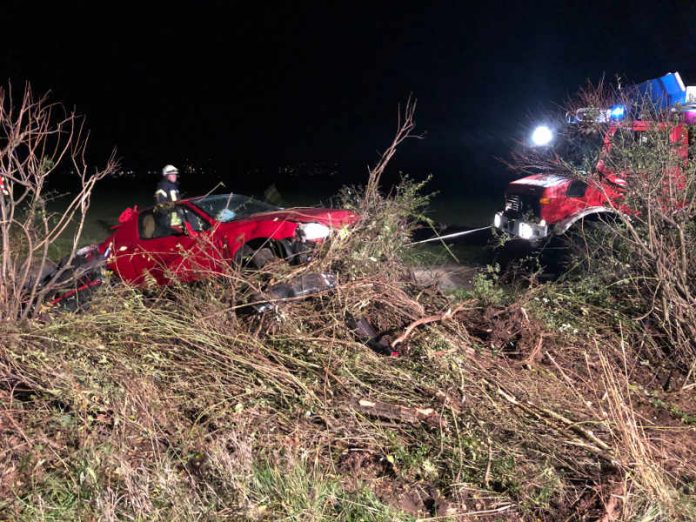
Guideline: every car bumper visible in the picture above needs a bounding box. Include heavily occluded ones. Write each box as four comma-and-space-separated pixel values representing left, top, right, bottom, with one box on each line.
493, 212, 549, 242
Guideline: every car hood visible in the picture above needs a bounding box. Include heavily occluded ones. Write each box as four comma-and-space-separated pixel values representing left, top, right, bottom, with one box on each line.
238, 207, 359, 227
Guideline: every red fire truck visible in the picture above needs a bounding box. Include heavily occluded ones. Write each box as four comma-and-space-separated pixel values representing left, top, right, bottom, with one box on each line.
493, 72, 693, 248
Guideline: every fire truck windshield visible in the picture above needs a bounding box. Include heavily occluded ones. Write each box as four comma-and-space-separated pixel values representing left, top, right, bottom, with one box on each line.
553, 127, 604, 173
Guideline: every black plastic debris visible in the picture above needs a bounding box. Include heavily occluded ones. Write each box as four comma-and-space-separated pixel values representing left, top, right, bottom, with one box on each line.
249, 272, 338, 313
25, 246, 107, 313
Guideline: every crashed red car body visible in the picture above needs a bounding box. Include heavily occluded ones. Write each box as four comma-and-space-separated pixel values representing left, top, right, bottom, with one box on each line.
96, 193, 359, 286
45, 194, 358, 308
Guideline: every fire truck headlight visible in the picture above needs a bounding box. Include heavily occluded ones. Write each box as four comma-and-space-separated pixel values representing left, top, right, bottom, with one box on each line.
531, 125, 553, 147
493, 213, 502, 228
518, 223, 534, 240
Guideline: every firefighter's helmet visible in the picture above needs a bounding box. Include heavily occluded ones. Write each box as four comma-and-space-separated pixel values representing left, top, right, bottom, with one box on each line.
162, 164, 179, 176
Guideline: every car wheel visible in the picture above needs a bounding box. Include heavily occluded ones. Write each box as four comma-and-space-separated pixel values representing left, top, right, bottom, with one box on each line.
235, 245, 277, 269
250, 247, 276, 268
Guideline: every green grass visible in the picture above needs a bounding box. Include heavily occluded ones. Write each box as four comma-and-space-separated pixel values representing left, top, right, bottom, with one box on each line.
45, 188, 151, 258
250, 461, 413, 521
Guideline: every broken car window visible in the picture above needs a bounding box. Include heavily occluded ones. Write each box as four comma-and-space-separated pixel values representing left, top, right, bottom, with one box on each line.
191, 194, 280, 223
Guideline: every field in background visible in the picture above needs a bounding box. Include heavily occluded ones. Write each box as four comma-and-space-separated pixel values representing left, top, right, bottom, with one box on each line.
48, 183, 500, 265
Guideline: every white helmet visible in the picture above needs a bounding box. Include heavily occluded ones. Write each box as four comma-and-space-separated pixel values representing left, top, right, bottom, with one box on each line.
162, 164, 179, 176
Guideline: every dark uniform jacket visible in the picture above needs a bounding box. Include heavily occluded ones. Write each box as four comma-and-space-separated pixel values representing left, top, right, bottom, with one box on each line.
154, 179, 182, 227
155, 179, 180, 204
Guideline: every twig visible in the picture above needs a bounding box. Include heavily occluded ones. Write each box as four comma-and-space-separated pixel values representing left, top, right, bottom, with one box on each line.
356, 398, 446, 428
484, 437, 493, 488
523, 333, 544, 367
417, 503, 513, 520
489, 379, 615, 462
391, 303, 471, 348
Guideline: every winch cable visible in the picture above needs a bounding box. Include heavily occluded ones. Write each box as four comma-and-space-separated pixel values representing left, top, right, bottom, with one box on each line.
409, 225, 493, 246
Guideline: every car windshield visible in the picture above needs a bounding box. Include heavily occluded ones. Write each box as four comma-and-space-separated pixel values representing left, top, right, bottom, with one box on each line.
190, 194, 280, 223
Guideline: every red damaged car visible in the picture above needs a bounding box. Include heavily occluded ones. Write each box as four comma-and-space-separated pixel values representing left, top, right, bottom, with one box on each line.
102, 193, 359, 285
46, 193, 358, 307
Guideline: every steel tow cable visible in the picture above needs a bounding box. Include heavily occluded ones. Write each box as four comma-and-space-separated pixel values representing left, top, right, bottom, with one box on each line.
409, 225, 492, 245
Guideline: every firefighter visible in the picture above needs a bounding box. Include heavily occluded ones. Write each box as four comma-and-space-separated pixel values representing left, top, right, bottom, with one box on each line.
154, 164, 183, 230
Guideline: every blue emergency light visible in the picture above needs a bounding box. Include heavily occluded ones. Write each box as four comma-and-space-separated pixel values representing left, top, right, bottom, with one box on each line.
609, 105, 625, 120
567, 106, 623, 124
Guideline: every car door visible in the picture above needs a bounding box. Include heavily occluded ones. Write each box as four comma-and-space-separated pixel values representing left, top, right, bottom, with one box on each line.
159, 206, 224, 282
141, 204, 228, 284
107, 214, 154, 285
135, 206, 207, 284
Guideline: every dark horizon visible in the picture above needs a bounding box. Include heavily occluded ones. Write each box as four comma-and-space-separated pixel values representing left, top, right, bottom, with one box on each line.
3, 1, 696, 198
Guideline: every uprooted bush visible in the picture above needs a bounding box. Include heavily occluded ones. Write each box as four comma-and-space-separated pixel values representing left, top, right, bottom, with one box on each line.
1, 101, 695, 521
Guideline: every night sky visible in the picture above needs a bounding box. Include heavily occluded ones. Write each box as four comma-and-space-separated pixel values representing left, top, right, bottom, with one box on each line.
2, 1, 696, 197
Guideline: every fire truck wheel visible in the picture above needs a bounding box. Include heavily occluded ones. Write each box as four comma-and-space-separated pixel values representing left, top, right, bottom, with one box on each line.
491, 239, 539, 280
547, 218, 618, 277
538, 235, 572, 279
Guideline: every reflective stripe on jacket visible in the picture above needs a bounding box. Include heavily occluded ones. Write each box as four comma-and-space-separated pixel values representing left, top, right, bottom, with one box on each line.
154, 180, 182, 226
155, 180, 180, 204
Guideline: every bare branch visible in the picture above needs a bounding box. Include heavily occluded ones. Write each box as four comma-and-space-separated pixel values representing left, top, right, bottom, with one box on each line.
0, 83, 117, 319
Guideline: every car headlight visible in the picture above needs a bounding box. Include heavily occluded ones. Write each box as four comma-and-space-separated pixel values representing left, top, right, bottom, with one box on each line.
493, 213, 502, 228
518, 223, 534, 239
296, 222, 331, 241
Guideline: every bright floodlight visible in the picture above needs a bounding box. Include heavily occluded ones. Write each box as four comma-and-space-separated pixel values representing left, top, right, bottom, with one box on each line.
531, 125, 553, 147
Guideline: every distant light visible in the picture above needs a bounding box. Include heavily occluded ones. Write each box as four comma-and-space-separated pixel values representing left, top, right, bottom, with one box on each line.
531, 125, 553, 147
493, 213, 502, 228
609, 105, 625, 120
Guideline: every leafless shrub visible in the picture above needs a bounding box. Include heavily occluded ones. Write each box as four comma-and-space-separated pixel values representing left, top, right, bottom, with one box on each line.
588, 97, 696, 382
361, 96, 420, 213
0, 83, 117, 320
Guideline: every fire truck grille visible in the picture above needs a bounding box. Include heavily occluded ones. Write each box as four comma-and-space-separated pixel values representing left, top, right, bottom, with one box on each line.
504, 194, 540, 218
505, 195, 521, 213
